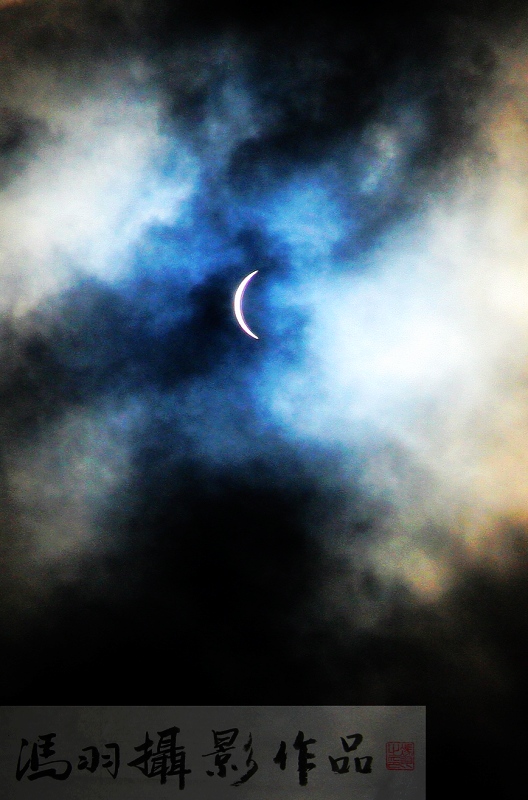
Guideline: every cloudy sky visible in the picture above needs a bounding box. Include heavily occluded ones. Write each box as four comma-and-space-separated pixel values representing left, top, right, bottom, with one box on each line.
1, 0, 527, 791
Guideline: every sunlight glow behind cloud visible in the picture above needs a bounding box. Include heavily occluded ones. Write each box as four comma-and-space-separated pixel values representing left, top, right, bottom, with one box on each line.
3, 13, 528, 619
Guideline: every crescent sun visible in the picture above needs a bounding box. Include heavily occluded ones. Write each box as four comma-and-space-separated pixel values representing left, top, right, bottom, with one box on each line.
234, 270, 259, 340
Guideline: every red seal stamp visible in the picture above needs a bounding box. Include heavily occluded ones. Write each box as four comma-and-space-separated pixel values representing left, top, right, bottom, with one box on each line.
385, 742, 415, 770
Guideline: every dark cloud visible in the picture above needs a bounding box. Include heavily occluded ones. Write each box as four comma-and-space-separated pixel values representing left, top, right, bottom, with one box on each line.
0, 0, 528, 794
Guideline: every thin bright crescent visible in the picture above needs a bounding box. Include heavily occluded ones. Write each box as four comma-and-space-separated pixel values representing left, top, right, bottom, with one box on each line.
234, 270, 259, 340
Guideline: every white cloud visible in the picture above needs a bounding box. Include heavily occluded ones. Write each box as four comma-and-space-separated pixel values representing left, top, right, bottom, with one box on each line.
0, 63, 198, 314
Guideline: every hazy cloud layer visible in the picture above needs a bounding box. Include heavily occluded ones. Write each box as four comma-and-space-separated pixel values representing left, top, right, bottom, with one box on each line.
1, 11, 528, 769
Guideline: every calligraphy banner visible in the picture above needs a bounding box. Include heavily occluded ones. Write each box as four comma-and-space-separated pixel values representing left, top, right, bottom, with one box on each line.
1, 706, 425, 799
